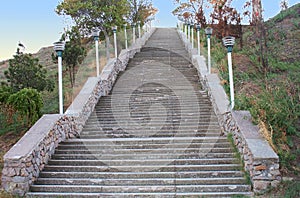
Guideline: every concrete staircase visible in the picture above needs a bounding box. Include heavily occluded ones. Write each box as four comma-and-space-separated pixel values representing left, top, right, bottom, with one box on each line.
26, 28, 252, 197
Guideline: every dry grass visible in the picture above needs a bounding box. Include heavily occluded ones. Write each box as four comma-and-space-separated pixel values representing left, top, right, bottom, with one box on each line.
0, 190, 15, 198
259, 120, 276, 151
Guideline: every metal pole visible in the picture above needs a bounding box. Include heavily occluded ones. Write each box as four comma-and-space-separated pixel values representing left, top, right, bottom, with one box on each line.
191, 26, 194, 48
124, 25, 128, 49
228, 52, 235, 109
95, 39, 100, 77
188, 25, 190, 42
58, 55, 63, 114
54, 41, 65, 114
207, 36, 211, 74
197, 29, 200, 55
113, 31, 117, 58
138, 22, 141, 38
133, 25, 136, 43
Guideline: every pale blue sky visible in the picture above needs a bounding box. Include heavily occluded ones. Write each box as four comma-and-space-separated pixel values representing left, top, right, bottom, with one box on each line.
0, 0, 299, 61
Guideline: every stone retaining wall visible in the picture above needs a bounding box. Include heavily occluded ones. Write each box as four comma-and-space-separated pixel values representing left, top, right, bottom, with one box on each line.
1, 28, 156, 196
177, 29, 281, 194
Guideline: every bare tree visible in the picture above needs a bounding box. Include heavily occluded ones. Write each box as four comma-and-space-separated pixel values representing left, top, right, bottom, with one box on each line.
209, 0, 242, 41
172, 0, 207, 27
280, 0, 288, 11
252, 0, 262, 26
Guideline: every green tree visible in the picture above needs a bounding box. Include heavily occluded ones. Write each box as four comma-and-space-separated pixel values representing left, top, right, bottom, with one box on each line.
56, 0, 130, 60
7, 88, 43, 126
4, 53, 54, 92
0, 84, 13, 105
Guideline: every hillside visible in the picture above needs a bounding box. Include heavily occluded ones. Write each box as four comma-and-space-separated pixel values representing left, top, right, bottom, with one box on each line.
266, 3, 300, 63
227, 3, 300, 176
207, 4, 300, 196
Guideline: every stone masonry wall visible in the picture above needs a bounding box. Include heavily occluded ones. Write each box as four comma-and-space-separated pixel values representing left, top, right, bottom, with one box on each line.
1, 28, 156, 196
177, 28, 281, 194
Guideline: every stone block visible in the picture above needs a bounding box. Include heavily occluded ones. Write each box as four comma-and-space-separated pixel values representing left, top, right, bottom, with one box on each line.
253, 181, 270, 193
255, 165, 267, 171
12, 176, 27, 183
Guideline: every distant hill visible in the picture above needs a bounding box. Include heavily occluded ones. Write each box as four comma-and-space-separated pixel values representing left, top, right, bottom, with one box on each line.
0, 46, 56, 83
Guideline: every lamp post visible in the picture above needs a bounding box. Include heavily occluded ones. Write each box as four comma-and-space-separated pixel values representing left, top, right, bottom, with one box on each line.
112, 26, 118, 58
180, 22, 184, 33
132, 23, 136, 44
196, 24, 201, 55
53, 41, 65, 115
205, 27, 213, 74
137, 21, 141, 38
222, 36, 236, 110
124, 24, 128, 49
184, 21, 188, 39
92, 29, 100, 77
187, 22, 191, 42
191, 23, 194, 48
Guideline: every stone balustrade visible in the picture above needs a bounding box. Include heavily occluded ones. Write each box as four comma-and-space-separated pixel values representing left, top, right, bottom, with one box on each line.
177, 29, 281, 194
1, 28, 156, 196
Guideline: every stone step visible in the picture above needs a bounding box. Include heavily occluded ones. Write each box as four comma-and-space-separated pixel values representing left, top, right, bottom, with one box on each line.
96, 97, 211, 102
44, 164, 240, 173
39, 170, 244, 179
51, 152, 235, 160
60, 137, 228, 147
27, 191, 252, 197
82, 126, 221, 132
91, 110, 215, 116
78, 133, 222, 139
85, 120, 219, 126
83, 121, 220, 126
83, 125, 219, 130
126, 60, 193, 66
95, 106, 212, 110
35, 177, 247, 186
47, 158, 238, 166
54, 148, 233, 155
60, 137, 228, 145
29, 184, 251, 193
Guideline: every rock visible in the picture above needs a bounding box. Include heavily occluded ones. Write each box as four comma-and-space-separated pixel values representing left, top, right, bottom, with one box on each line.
13, 176, 27, 183
271, 180, 280, 187
2, 168, 16, 177
255, 165, 267, 171
20, 169, 29, 177
253, 181, 270, 192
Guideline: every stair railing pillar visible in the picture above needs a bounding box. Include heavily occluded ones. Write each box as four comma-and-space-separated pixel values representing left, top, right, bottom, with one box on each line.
222, 36, 236, 110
